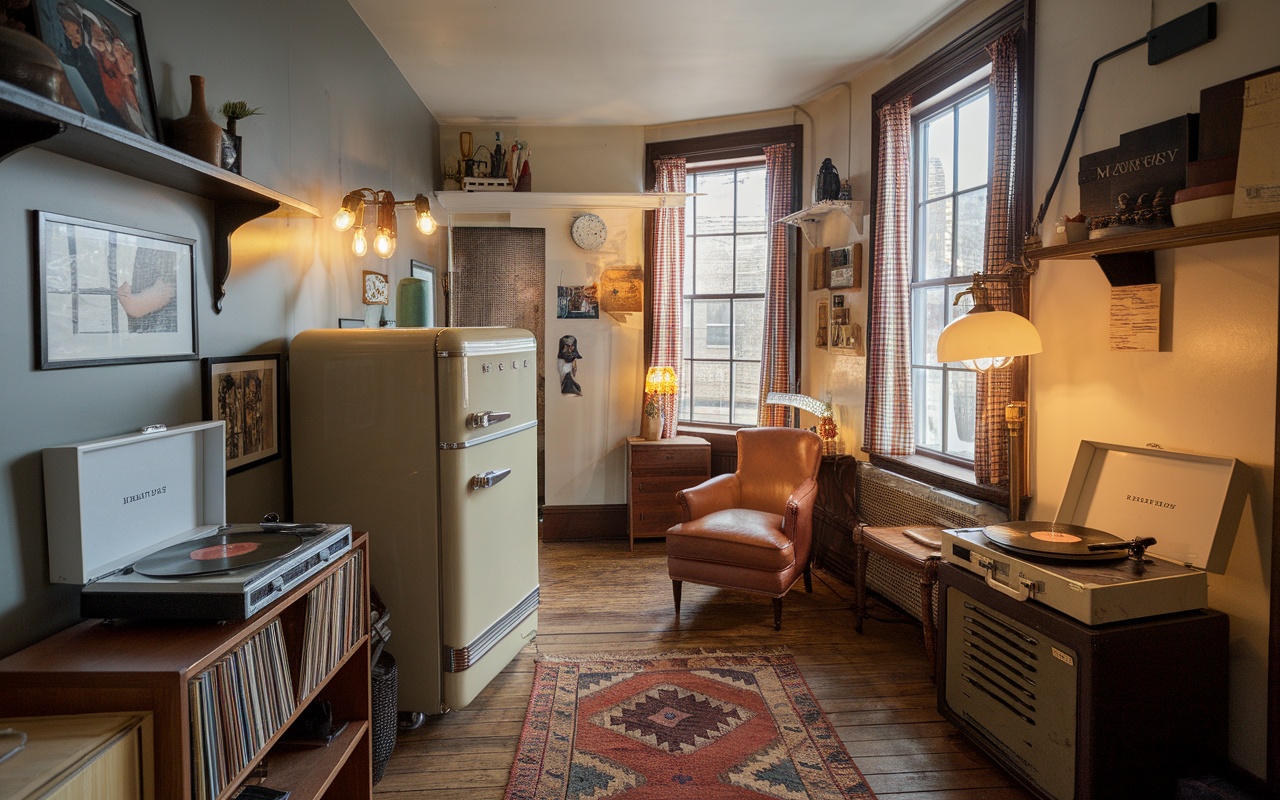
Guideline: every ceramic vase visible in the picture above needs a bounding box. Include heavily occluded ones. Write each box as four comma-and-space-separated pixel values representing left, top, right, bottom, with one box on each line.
396, 277, 431, 327
171, 75, 223, 166
641, 408, 663, 441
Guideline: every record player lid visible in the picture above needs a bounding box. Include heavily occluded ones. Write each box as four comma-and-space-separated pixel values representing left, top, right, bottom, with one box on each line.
43, 421, 228, 584
1054, 440, 1246, 573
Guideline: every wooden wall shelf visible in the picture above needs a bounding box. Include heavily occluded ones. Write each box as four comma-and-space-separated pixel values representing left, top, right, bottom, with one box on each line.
0, 80, 319, 313
1026, 212, 1280, 262
433, 191, 695, 215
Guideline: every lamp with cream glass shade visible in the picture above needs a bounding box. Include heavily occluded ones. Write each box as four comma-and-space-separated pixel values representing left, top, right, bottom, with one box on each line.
936, 275, 1042, 372
935, 274, 1040, 521
641, 366, 678, 441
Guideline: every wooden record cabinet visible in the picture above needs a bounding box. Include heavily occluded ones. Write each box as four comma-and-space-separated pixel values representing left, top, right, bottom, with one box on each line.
938, 562, 1228, 800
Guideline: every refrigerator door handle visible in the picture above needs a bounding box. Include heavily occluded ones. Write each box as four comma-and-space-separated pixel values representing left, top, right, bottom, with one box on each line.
471, 468, 512, 490
466, 410, 512, 429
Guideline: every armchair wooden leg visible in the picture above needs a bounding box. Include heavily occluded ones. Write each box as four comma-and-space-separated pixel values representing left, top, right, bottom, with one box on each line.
803, 562, 813, 593
672, 580, 682, 616
772, 597, 782, 631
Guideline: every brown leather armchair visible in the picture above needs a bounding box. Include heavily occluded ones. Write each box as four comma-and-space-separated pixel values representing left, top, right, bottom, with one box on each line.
666, 427, 823, 630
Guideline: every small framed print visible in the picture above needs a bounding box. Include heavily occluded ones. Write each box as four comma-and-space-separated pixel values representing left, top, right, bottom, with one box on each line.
362, 270, 389, 304
828, 243, 863, 291
337, 317, 364, 328
202, 354, 282, 474
36, 211, 197, 369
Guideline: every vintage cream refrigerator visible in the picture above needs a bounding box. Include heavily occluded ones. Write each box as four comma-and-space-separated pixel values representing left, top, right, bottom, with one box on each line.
290, 327, 539, 714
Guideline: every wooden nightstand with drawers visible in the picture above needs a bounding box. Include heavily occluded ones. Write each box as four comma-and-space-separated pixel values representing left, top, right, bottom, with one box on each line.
626, 435, 711, 550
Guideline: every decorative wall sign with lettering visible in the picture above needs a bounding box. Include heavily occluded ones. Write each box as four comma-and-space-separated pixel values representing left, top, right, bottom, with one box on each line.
1078, 114, 1197, 232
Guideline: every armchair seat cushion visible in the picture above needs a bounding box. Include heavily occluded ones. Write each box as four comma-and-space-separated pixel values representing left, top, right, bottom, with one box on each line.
667, 509, 792, 572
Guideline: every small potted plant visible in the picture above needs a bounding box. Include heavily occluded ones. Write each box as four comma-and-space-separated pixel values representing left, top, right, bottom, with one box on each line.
218, 101, 262, 174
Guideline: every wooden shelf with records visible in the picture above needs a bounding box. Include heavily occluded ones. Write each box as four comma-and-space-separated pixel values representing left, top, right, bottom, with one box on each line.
0, 532, 372, 800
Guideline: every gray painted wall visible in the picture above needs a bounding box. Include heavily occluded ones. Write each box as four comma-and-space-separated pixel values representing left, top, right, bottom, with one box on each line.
0, 0, 440, 655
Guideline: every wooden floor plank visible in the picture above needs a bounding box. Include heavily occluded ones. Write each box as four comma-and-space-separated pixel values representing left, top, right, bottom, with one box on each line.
373, 539, 1031, 799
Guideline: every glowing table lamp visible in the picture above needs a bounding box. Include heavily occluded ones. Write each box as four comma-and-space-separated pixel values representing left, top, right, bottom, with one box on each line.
641, 366, 678, 441
936, 275, 1042, 520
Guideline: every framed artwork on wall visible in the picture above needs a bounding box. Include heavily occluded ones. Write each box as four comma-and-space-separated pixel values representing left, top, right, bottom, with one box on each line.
815, 298, 829, 348
810, 246, 829, 290
30, 0, 162, 142
202, 354, 282, 475
362, 270, 389, 305
337, 317, 364, 328
35, 211, 196, 369
828, 244, 862, 290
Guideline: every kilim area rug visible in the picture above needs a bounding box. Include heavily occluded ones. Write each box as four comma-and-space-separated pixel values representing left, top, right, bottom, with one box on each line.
504, 650, 876, 800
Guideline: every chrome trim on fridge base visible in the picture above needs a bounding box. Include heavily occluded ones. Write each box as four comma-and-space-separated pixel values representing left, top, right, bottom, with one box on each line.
443, 586, 539, 673
439, 419, 538, 449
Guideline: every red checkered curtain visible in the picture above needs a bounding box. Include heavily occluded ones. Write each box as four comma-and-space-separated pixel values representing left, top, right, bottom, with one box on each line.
651, 157, 687, 438
863, 96, 914, 456
757, 143, 796, 427
975, 30, 1022, 486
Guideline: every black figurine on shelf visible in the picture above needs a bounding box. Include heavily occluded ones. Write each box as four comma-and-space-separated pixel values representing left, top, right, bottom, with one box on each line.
491, 131, 507, 182
814, 158, 841, 203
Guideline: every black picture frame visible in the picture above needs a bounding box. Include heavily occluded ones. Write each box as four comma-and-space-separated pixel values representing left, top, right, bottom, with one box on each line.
337, 317, 364, 329
30, 0, 162, 142
202, 354, 282, 475
36, 211, 197, 369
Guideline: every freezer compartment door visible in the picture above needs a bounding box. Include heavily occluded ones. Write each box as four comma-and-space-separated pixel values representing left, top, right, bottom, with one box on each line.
439, 425, 539, 709
437, 328, 537, 446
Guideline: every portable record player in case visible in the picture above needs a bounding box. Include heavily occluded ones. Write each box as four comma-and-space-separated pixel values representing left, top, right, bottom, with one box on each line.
43, 421, 352, 620
942, 440, 1246, 625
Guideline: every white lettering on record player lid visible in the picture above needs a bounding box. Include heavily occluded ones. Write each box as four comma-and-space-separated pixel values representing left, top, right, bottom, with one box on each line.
44, 421, 227, 584
1055, 440, 1245, 573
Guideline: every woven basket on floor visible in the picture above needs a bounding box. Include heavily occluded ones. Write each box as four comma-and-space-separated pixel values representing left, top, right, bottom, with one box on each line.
372, 649, 398, 784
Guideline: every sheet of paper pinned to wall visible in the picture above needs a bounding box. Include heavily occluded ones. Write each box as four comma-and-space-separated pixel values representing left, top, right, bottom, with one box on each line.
1234, 72, 1280, 217
1110, 283, 1161, 351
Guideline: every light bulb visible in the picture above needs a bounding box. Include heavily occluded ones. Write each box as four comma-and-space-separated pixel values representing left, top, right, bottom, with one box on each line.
373, 230, 396, 258
332, 207, 355, 231
351, 228, 368, 257
416, 212, 437, 235
962, 355, 1014, 372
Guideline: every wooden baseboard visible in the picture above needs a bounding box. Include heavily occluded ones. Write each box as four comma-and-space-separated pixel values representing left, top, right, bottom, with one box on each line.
541, 504, 628, 541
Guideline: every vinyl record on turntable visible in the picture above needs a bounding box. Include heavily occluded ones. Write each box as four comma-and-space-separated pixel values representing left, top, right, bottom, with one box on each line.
982, 521, 1129, 561
134, 532, 304, 577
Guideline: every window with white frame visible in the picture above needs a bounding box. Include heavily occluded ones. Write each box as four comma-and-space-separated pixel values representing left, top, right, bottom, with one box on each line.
910, 82, 990, 463
679, 164, 767, 425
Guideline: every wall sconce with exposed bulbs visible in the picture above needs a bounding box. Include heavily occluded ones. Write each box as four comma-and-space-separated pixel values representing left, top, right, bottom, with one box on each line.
332, 189, 438, 258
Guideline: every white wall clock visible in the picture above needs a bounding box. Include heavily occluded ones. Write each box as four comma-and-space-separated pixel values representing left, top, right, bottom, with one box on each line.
570, 213, 607, 250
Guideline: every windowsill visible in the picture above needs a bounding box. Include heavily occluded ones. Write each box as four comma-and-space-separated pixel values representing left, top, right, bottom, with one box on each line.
676, 423, 741, 452
869, 452, 1012, 511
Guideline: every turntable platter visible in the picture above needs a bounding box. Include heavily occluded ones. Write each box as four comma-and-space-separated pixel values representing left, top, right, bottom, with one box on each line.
134, 532, 304, 577
983, 521, 1129, 561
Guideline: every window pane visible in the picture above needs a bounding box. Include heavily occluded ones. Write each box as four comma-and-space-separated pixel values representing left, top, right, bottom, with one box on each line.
682, 299, 692, 358
946, 283, 971, 322
911, 286, 945, 366
692, 299, 731, 356
736, 168, 767, 232
678, 360, 691, 419
913, 368, 943, 451
732, 361, 761, 425
919, 198, 953, 280
694, 236, 734, 294
946, 369, 976, 459
955, 187, 988, 276
694, 172, 735, 235
735, 234, 766, 293
922, 109, 955, 199
683, 236, 694, 294
733, 298, 764, 360
957, 91, 990, 191
691, 361, 730, 423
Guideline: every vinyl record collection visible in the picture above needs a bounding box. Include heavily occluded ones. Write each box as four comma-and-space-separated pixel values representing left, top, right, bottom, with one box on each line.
189, 619, 297, 800
187, 550, 364, 800
298, 550, 366, 700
